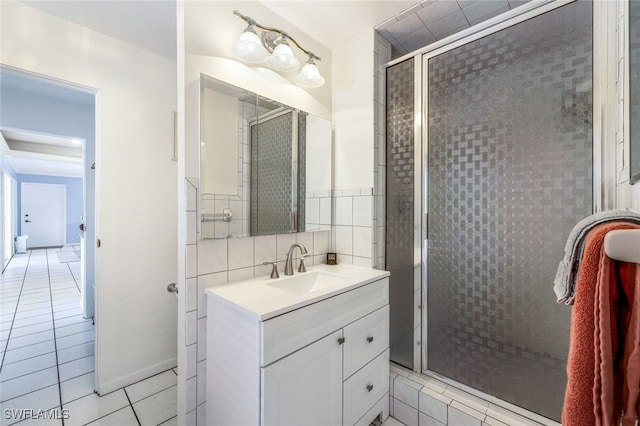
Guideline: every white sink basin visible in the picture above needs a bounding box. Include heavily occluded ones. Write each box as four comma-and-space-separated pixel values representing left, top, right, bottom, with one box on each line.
268, 270, 350, 295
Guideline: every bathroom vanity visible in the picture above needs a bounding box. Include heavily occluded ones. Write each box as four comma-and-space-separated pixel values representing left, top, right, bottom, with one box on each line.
206, 264, 390, 426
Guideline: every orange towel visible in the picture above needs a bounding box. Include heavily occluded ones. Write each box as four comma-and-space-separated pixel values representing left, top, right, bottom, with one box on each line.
620, 263, 640, 425
562, 222, 640, 426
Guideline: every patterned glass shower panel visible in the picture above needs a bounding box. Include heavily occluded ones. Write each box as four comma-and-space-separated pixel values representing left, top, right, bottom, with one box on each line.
426, 1, 592, 421
250, 112, 294, 236
386, 58, 416, 369
630, 1, 640, 183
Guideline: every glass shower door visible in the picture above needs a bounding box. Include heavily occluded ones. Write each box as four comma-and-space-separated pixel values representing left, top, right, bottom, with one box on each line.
425, 1, 593, 420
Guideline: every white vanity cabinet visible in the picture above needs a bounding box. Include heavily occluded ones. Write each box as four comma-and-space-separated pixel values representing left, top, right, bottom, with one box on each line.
206, 272, 390, 426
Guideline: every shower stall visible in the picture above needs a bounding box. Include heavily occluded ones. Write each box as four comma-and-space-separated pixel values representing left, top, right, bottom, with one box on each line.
384, 0, 602, 421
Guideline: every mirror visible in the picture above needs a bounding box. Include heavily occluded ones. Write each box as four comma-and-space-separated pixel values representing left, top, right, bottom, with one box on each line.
631, 0, 640, 184
199, 74, 331, 238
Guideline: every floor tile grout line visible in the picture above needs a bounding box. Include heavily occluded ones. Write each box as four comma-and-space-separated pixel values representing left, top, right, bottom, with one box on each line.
9, 315, 89, 332
124, 388, 143, 426
2, 349, 58, 366
0, 382, 61, 406
45, 250, 66, 426
128, 382, 178, 406
2, 335, 57, 352
65, 262, 81, 293
0, 367, 60, 404
57, 352, 95, 369
0, 362, 59, 385
0, 251, 32, 374
2, 332, 93, 353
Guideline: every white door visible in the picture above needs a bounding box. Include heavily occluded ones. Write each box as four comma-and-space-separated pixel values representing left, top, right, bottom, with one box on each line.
21, 182, 66, 248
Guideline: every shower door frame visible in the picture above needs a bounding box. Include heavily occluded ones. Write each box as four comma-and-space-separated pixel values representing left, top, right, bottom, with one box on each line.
384, 0, 619, 421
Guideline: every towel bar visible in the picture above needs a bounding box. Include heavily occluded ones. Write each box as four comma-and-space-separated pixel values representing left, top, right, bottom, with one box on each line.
604, 229, 640, 264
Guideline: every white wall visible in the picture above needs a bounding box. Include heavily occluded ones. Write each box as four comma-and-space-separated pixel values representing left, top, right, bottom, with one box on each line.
332, 29, 375, 191
1, 0, 178, 394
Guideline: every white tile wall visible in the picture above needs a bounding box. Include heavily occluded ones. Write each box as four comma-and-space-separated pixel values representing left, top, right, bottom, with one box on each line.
374, 33, 391, 270
449, 403, 483, 426
276, 234, 297, 261
394, 398, 419, 426
394, 376, 422, 409
420, 411, 446, 426
388, 365, 561, 426
419, 388, 450, 424
336, 196, 354, 225
228, 238, 254, 270
182, 178, 332, 424
186, 278, 197, 312
336, 226, 354, 255
353, 226, 373, 258
331, 188, 375, 267
254, 235, 277, 265
197, 239, 227, 275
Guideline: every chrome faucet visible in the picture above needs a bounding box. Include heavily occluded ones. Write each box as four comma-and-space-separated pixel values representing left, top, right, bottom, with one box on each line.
284, 243, 308, 276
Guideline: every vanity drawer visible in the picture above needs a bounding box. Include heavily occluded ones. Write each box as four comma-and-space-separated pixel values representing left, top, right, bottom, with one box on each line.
343, 349, 389, 426
343, 305, 389, 378
262, 278, 389, 366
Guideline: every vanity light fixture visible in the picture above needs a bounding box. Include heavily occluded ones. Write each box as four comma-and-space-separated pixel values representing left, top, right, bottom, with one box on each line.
233, 10, 325, 88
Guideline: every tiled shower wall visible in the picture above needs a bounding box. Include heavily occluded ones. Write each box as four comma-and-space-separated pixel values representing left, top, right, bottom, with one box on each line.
330, 32, 391, 271
374, 33, 392, 270
183, 178, 330, 423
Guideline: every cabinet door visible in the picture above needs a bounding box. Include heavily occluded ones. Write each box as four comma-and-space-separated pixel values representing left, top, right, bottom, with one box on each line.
262, 330, 343, 426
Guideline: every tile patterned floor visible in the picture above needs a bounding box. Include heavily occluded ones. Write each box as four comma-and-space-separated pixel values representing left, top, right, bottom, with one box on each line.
0, 248, 177, 425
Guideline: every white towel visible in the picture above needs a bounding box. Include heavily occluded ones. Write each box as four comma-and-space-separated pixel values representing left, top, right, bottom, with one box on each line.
553, 209, 640, 304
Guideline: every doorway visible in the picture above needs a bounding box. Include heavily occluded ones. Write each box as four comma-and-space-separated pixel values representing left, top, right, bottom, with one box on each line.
20, 182, 66, 248
0, 67, 98, 409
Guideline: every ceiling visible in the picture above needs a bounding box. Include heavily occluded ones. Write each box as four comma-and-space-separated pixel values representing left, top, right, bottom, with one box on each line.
0, 129, 84, 178
257, 1, 418, 48
0, 69, 90, 179
17, 0, 536, 67
377, 0, 532, 58
20, 0, 423, 61
20, 0, 177, 61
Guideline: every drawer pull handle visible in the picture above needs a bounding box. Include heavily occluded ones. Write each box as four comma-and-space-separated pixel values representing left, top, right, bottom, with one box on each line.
367, 336, 374, 343
366, 384, 374, 392
337, 337, 345, 345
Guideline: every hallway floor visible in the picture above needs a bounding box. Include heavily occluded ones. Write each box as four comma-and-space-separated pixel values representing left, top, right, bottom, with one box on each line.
0, 248, 177, 425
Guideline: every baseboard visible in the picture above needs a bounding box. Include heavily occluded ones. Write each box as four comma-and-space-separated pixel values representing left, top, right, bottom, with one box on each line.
96, 356, 178, 395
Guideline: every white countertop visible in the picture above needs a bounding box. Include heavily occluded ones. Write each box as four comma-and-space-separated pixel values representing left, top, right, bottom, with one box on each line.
205, 263, 390, 321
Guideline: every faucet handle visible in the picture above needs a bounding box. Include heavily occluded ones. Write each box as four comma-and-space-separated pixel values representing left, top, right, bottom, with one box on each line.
298, 256, 307, 273
262, 262, 280, 279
